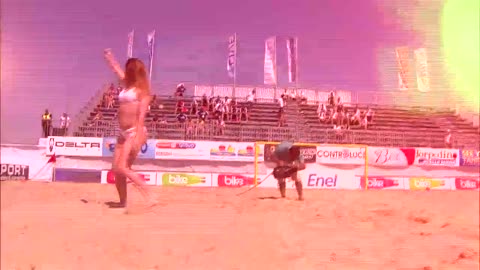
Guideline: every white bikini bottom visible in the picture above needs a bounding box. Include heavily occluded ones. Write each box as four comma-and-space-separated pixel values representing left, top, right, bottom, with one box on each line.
119, 126, 147, 140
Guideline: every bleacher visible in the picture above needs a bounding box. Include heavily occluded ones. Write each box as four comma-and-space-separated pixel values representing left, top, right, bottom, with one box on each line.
73, 85, 479, 148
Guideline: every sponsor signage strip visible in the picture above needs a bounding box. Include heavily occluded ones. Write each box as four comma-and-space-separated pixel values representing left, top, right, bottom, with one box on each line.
1, 164, 29, 181
96, 171, 476, 191
46, 137, 463, 167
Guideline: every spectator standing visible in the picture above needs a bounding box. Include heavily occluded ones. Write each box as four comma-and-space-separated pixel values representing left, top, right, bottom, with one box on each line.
60, 113, 71, 136
41, 109, 52, 137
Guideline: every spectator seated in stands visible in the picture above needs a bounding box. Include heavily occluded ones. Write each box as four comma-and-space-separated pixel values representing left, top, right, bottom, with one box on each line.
299, 91, 307, 104
149, 95, 161, 111
175, 99, 185, 114
277, 95, 286, 127
185, 118, 195, 137
214, 117, 225, 135
344, 112, 351, 130
365, 107, 374, 125
445, 129, 452, 148
224, 96, 232, 121
278, 107, 286, 127
177, 108, 188, 123
335, 98, 345, 126
208, 96, 215, 112
197, 106, 209, 124
190, 99, 198, 115
89, 108, 103, 126
329, 108, 337, 125
214, 99, 225, 120
351, 106, 361, 126
317, 103, 326, 118
201, 94, 209, 110
318, 110, 326, 124
175, 83, 186, 98
230, 99, 237, 120
242, 106, 249, 122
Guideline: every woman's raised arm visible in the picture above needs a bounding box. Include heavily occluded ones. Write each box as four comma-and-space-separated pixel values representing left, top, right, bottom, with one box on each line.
103, 49, 125, 80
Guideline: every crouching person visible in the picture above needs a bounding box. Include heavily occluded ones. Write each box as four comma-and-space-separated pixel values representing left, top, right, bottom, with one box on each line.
272, 141, 306, 201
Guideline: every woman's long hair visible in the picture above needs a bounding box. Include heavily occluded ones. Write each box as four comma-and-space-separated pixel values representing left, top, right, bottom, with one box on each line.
123, 58, 151, 97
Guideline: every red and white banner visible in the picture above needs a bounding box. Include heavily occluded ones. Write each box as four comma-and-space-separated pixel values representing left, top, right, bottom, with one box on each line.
359, 176, 406, 190
414, 48, 431, 93
213, 174, 259, 187
100, 171, 156, 185
414, 148, 460, 167
395, 47, 410, 91
454, 177, 479, 190
264, 36, 277, 85
367, 147, 415, 166
316, 146, 366, 165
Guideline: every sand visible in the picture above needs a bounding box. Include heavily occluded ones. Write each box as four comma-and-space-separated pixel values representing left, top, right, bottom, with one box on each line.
1, 181, 479, 270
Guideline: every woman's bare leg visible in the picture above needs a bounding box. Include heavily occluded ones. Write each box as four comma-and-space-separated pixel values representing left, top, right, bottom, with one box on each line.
112, 141, 127, 206
116, 136, 152, 201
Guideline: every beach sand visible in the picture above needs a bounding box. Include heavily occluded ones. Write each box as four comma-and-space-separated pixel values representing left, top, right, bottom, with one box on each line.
1, 181, 478, 270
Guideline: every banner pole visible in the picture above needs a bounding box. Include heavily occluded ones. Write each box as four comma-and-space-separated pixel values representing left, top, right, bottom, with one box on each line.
233, 33, 237, 98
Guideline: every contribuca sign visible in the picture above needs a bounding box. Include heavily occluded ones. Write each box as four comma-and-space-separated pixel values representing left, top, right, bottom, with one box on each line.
316, 146, 366, 165
46, 136, 103, 157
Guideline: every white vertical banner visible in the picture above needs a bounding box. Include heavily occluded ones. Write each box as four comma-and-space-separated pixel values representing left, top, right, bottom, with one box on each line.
395, 47, 410, 91
227, 34, 237, 79
127, 30, 134, 58
147, 30, 156, 83
264, 36, 277, 85
414, 48, 431, 93
286, 37, 298, 84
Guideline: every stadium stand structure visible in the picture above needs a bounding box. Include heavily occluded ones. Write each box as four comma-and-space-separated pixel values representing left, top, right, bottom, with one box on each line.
73, 85, 479, 149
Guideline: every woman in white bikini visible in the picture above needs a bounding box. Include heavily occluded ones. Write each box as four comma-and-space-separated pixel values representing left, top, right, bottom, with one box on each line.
103, 49, 153, 208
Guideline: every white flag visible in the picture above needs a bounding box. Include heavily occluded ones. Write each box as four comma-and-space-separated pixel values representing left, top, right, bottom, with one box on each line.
227, 34, 237, 79
286, 37, 298, 83
264, 36, 277, 85
127, 30, 134, 58
414, 48, 431, 93
147, 30, 155, 82
395, 47, 410, 91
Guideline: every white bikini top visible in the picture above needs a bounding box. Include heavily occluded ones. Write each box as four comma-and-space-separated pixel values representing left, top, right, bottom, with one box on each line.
118, 88, 139, 102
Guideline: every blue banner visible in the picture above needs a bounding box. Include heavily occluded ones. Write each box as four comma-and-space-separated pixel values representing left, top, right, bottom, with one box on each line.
102, 137, 156, 159
459, 149, 480, 167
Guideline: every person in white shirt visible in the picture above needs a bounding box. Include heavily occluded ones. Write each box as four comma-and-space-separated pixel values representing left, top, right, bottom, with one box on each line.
60, 113, 71, 135
246, 89, 255, 108
278, 96, 285, 109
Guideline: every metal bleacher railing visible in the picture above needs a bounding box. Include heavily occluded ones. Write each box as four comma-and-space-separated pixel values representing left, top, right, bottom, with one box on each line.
77, 120, 412, 146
